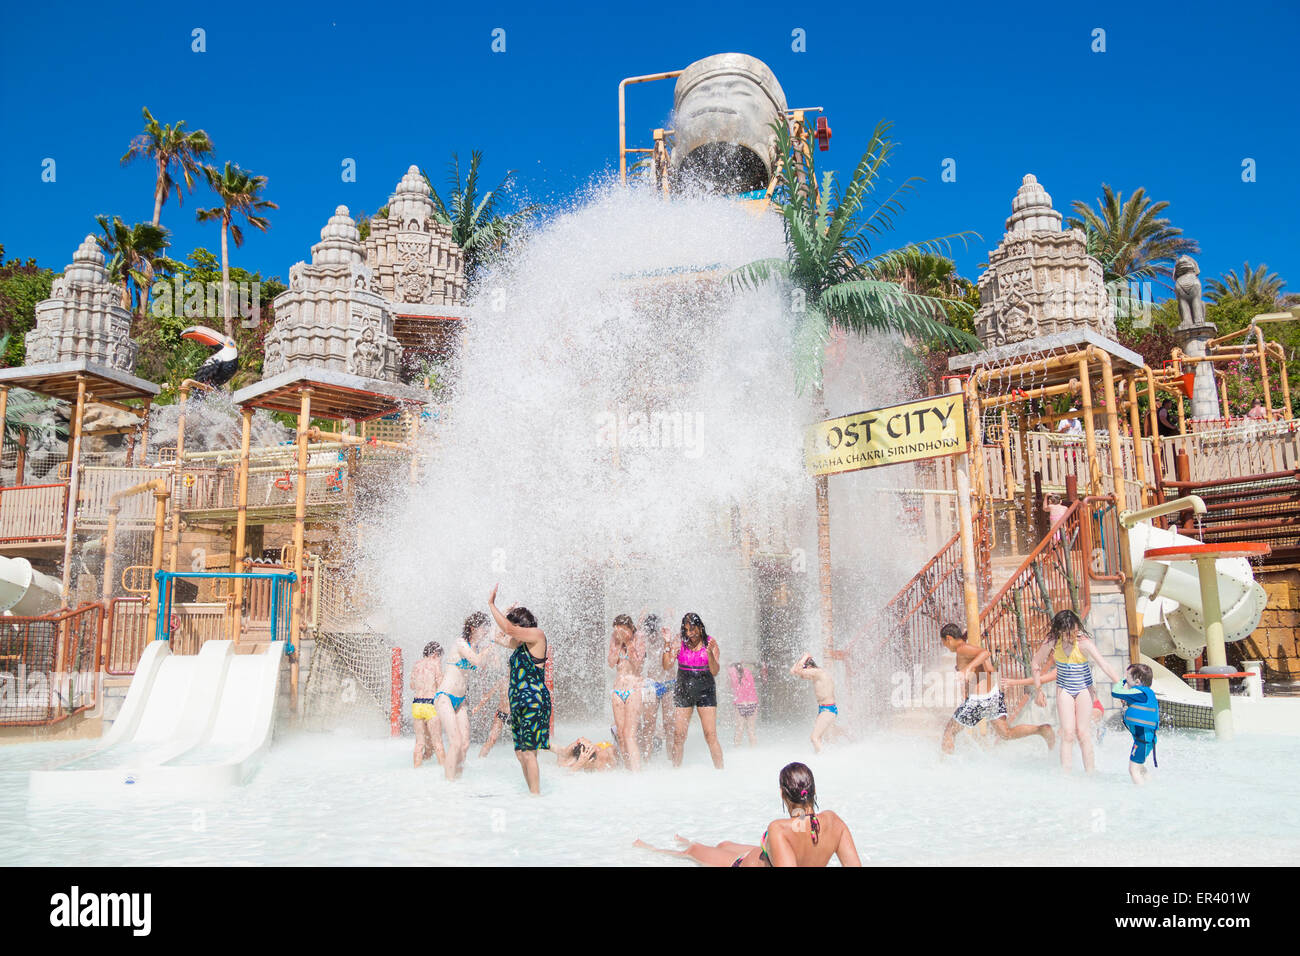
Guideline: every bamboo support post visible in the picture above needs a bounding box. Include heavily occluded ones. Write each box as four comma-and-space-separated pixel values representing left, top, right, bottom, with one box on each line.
815, 473, 833, 658
1000, 407, 1018, 553
170, 384, 190, 574
950, 377, 982, 645
60, 376, 88, 600
148, 487, 169, 620
0, 386, 8, 488
1257, 325, 1274, 421
1100, 354, 1127, 511
290, 388, 313, 711
1019, 407, 1032, 547
139, 398, 152, 464
1126, 376, 1148, 507
231, 408, 253, 643
1078, 360, 1101, 494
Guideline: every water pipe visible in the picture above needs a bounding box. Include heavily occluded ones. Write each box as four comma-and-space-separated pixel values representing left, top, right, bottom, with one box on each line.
304, 426, 410, 452
101, 478, 168, 604
618, 70, 684, 183
1120, 494, 1206, 529
182, 441, 356, 461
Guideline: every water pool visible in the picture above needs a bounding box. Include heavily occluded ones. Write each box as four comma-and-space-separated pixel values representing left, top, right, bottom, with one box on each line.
2, 723, 1297, 866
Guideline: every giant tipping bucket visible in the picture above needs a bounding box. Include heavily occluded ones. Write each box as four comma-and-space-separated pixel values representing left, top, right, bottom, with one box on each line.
671, 53, 788, 194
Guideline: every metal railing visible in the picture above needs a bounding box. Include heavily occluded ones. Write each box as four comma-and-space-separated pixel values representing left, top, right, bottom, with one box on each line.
847, 512, 991, 677
0, 482, 68, 543
0, 603, 103, 725
154, 571, 297, 646
978, 499, 1107, 719
76, 467, 170, 529
103, 596, 151, 675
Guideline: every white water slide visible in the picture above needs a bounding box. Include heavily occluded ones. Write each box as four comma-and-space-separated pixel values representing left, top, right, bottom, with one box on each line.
29, 639, 285, 797
1125, 519, 1266, 662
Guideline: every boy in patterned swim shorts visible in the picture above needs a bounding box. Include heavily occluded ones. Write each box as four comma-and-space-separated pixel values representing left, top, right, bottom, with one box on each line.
939, 623, 1055, 755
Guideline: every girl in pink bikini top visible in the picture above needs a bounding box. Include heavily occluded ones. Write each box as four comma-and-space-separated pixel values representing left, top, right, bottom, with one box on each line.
678, 639, 711, 671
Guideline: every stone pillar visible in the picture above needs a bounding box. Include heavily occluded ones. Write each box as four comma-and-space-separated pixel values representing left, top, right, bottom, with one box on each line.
1178, 323, 1221, 421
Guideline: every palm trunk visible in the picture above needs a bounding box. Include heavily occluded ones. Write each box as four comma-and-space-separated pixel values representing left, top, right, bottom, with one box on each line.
220, 216, 233, 339
152, 166, 164, 227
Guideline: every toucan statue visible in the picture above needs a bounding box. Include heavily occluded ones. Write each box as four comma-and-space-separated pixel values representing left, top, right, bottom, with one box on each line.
181, 326, 240, 388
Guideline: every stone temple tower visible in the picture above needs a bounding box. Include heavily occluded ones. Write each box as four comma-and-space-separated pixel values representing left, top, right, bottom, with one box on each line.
25, 235, 138, 371
364, 166, 466, 308
975, 175, 1115, 348
262, 206, 402, 382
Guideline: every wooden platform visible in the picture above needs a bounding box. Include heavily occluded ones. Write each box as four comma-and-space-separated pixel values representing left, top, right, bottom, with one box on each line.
0, 359, 160, 403
233, 366, 427, 422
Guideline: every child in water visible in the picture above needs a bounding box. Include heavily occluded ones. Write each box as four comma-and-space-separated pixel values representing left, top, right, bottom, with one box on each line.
790, 653, 838, 753
1110, 662, 1159, 785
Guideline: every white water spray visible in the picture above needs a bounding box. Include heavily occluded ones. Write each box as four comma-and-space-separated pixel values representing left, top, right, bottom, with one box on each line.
365, 186, 923, 721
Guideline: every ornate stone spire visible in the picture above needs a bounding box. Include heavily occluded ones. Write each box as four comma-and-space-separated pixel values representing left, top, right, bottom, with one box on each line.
1005, 174, 1063, 235
65, 234, 112, 287
387, 165, 435, 230
25, 235, 137, 370
310, 205, 363, 266
264, 205, 401, 382
974, 174, 1114, 348
362, 165, 466, 307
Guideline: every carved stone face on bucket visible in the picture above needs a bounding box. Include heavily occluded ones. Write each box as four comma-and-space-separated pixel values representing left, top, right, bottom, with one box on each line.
672, 53, 788, 194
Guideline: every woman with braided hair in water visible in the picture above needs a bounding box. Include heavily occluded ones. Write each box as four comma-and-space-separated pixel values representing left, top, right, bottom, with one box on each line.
634, 762, 861, 866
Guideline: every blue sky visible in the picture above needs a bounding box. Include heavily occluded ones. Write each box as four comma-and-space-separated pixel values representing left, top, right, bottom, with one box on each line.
2, 0, 1297, 298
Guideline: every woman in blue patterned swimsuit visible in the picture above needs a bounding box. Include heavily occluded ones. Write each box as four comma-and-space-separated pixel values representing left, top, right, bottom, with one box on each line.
488, 584, 550, 795
607, 614, 645, 771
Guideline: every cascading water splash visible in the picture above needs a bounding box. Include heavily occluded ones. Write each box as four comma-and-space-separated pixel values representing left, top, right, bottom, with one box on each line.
363, 185, 927, 723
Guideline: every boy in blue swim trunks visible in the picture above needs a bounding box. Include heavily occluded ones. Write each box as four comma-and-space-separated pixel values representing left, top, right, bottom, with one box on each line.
791, 653, 838, 753
1110, 662, 1159, 785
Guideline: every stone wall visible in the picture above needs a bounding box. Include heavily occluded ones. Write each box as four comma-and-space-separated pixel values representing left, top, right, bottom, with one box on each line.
1234, 567, 1300, 690
1085, 589, 1129, 712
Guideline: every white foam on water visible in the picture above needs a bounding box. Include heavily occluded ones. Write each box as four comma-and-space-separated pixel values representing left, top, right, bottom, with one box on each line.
3, 725, 1297, 865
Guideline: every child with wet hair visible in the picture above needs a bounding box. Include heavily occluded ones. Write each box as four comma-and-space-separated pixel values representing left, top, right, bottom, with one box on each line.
1111, 662, 1159, 785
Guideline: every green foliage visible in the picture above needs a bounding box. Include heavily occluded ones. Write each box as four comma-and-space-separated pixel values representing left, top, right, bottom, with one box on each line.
1066, 185, 1199, 288
121, 107, 215, 225
422, 153, 538, 288
730, 120, 979, 394
1204, 293, 1300, 416
1205, 262, 1286, 305
135, 247, 286, 401
0, 244, 55, 367
93, 215, 180, 322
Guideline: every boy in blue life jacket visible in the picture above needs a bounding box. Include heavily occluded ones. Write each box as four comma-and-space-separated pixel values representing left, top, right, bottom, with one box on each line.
1111, 662, 1159, 785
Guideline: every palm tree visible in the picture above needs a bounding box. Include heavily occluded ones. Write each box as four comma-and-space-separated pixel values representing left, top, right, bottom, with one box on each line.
730, 119, 979, 394
121, 108, 215, 228
1066, 185, 1199, 288
93, 216, 179, 322
421, 152, 538, 287
196, 162, 278, 338
877, 251, 966, 298
0, 336, 65, 449
1205, 262, 1286, 305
